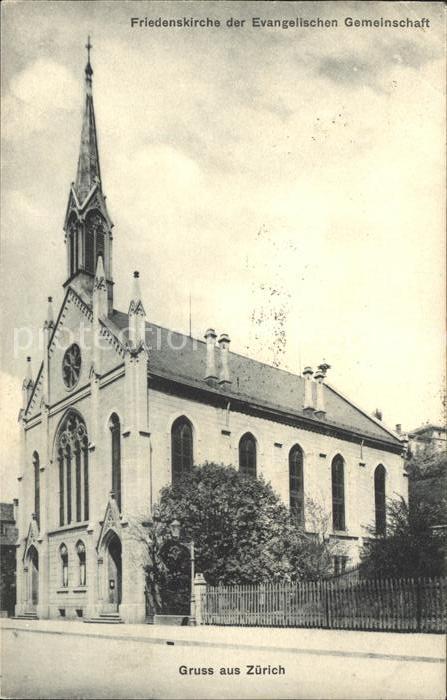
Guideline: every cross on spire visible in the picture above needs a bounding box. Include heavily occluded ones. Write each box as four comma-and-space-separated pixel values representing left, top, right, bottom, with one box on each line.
85, 35, 93, 79
86, 36, 92, 63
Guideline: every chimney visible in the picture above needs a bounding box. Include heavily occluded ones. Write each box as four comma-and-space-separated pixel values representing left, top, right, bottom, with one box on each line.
303, 366, 314, 411
204, 328, 218, 383
314, 369, 325, 417
373, 408, 383, 421
314, 362, 330, 417
13, 498, 19, 524
395, 424, 402, 435
218, 333, 231, 386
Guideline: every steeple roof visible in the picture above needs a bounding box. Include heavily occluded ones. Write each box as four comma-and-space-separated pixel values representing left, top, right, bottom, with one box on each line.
74, 37, 101, 203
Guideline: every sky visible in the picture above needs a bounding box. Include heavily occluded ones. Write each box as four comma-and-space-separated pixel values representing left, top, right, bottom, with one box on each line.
1, 1, 445, 501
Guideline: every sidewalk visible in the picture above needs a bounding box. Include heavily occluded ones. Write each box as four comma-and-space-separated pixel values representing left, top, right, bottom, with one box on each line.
1, 618, 444, 663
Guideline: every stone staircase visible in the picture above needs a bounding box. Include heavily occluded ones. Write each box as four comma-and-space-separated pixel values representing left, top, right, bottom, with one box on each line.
14, 611, 38, 621
84, 612, 123, 624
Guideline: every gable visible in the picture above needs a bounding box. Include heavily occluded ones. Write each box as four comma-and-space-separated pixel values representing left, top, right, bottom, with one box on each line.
25, 289, 125, 417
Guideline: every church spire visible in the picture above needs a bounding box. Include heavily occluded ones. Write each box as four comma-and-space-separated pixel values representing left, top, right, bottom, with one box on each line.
74, 36, 101, 203
63, 40, 114, 313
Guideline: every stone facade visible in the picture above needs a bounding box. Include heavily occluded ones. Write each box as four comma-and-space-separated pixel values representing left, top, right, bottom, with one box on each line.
15, 52, 407, 624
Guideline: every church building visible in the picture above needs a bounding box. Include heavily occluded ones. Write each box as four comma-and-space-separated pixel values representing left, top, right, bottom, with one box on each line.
15, 48, 407, 624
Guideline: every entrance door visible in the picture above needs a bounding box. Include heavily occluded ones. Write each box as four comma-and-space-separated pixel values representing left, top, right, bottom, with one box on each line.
28, 546, 39, 611
106, 533, 122, 611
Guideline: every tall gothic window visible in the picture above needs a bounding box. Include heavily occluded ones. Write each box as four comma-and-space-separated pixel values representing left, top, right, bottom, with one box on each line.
374, 464, 386, 536
171, 416, 193, 484
85, 228, 94, 273
33, 451, 40, 528
239, 433, 257, 477
331, 455, 346, 531
109, 414, 121, 511
289, 445, 304, 526
76, 541, 86, 586
85, 210, 106, 274
56, 411, 89, 527
69, 225, 78, 276
66, 445, 72, 524
83, 441, 89, 521
75, 442, 82, 522
58, 449, 64, 526
96, 231, 105, 267
60, 544, 68, 587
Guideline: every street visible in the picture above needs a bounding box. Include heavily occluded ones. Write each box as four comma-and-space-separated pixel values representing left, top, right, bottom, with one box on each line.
1, 621, 445, 699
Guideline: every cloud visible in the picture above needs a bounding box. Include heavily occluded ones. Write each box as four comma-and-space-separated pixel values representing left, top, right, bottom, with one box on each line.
318, 55, 377, 86
3, 58, 79, 141
316, 36, 442, 92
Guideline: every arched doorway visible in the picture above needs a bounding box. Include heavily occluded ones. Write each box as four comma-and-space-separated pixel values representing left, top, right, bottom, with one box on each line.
27, 546, 39, 611
104, 532, 122, 612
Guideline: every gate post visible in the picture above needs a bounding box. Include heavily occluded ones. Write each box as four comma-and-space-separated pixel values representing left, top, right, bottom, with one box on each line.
193, 573, 207, 626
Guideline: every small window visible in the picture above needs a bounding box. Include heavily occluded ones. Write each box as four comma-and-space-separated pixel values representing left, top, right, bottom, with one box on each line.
76, 541, 86, 586
333, 555, 349, 576
239, 433, 257, 477
60, 544, 68, 587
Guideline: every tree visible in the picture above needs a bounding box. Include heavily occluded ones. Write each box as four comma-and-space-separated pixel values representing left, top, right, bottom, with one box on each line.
142, 463, 335, 614
360, 495, 446, 579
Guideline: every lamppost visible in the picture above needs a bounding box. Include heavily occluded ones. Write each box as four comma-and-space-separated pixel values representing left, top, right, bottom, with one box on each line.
170, 519, 195, 625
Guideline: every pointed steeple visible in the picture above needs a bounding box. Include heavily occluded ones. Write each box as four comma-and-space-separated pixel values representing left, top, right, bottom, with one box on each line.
93, 255, 108, 320
44, 296, 54, 331
128, 271, 147, 347
22, 356, 34, 409
74, 37, 101, 203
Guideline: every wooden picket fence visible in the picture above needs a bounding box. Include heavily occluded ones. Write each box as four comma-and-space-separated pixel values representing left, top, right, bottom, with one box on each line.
201, 577, 446, 632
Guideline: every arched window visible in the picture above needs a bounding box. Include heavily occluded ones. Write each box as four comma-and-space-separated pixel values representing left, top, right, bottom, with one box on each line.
239, 433, 257, 477
85, 228, 94, 273
56, 412, 89, 526
331, 455, 345, 531
85, 210, 106, 274
33, 452, 40, 528
109, 414, 121, 511
60, 544, 68, 587
76, 541, 86, 586
58, 448, 64, 526
374, 464, 386, 536
75, 442, 82, 522
171, 416, 193, 484
289, 445, 304, 525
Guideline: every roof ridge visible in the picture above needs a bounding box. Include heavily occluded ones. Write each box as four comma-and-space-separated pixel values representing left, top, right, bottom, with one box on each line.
113, 308, 305, 381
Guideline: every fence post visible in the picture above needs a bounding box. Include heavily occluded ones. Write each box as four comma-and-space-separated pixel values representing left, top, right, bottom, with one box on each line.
415, 578, 422, 632
193, 573, 207, 626
324, 580, 330, 628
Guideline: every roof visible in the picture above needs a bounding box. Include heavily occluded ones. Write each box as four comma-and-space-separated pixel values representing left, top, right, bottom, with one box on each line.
109, 309, 402, 449
409, 424, 446, 437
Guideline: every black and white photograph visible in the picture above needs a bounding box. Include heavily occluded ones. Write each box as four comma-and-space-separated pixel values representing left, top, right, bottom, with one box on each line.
0, 1, 445, 698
